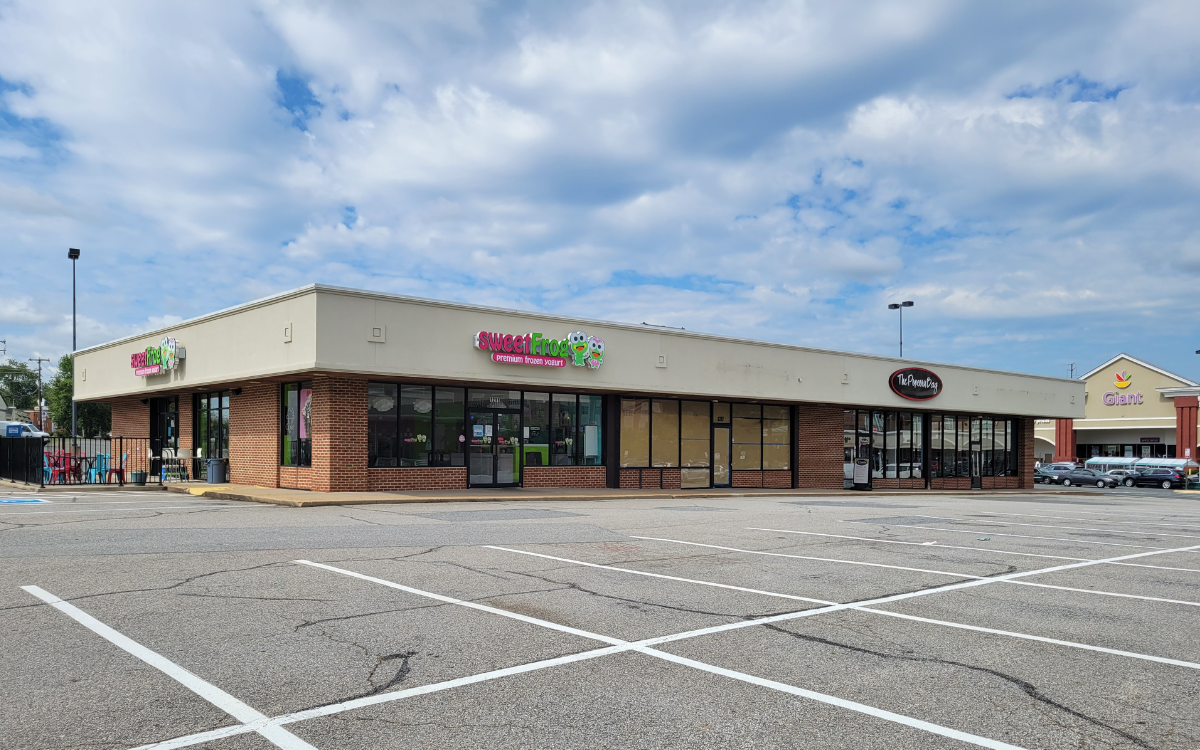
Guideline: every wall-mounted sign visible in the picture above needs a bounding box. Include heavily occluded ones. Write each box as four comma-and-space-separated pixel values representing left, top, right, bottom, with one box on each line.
1140, 437, 1160, 444
889, 367, 942, 401
1102, 391, 1143, 405
1102, 370, 1143, 406
474, 330, 604, 369
131, 337, 184, 377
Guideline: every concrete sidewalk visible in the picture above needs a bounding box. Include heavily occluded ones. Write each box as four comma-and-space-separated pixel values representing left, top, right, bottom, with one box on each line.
163, 482, 1087, 507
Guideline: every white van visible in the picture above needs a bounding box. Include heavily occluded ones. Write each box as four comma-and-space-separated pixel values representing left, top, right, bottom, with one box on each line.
0, 421, 48, 438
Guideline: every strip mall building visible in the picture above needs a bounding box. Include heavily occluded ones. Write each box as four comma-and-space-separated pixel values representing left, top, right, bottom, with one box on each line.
1035, 354, 1200, 463
74, 286, 1082, 492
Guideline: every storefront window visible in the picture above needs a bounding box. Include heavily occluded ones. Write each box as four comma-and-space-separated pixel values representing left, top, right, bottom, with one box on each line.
552, 394, 577, 465
682, 401, 710, 488
927, 414, 1017, 478
368, 383, 399, 467
431, 387, 466, 467
885, 412, 899, 479
732, 404, 761, 470
981, 418, 993, 476
844, 409, 857, 487
620, 398, 650, 467
957, 417, 971, 477
871, 411, 885, 479
763, 405, 790, 470
930, 415, 942, 477
193, 391, 229, 460
578, 395, 603, 466
897, 412, 911, 479
400, 385, 433, 466
912, 413, 924, 478
652, 400, 680, 468
523, 393, 550, 467
469, 389, 521, 410
281, 381, 312, 467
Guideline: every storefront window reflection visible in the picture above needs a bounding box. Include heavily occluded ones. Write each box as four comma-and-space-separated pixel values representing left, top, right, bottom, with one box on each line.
281, 381, 312, 467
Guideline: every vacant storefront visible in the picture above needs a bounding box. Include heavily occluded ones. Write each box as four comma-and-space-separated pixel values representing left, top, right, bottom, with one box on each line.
74, 285, 1082, 492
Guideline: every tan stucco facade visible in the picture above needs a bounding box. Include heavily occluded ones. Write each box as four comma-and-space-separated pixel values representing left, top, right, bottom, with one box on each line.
1034, 354, 1198, 460
74, 285, 1083, 417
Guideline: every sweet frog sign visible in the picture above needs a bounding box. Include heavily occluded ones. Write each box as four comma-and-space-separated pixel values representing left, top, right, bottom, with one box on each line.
474, 329, 605, 369
131, 337, 184, 377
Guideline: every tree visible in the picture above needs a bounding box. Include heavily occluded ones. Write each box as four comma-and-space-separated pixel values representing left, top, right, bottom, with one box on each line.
46, 354, 111, 437
0, 359, 39, 410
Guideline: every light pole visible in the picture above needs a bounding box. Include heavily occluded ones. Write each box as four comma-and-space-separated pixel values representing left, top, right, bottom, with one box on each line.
887, 301, 914, 358
68, 248, 79, 446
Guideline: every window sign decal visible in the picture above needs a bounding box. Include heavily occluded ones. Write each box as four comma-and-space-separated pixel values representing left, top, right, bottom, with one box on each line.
889, 367, 942, 401
474, 329, 605, 369
131, 337, 185, 377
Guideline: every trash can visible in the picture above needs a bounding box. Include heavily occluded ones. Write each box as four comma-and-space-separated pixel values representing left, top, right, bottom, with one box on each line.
130, 470, 147, 486
206, 458, 227, 484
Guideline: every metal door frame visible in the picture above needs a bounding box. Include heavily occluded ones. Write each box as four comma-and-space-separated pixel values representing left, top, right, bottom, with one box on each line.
468, 408, 522, 488
712, 425, 731, 487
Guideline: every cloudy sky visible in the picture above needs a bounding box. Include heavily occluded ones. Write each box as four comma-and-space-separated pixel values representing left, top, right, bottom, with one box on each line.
1, 0, 1198, 380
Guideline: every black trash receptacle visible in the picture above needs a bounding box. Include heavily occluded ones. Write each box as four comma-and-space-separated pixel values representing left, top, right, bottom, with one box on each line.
206, 458, 227, 484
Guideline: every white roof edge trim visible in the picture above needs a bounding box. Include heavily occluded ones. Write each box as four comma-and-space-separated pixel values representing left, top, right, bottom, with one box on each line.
74, 283, 1080, 384
1081, 353, 1198, 386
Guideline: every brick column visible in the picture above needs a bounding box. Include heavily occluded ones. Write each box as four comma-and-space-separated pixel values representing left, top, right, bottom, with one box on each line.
228, 383, 279, 488
1175, 396, 1198, 461
796, 403, 844, 490
1017, 417, 1036, 489
1053, 418, 1076, 462
110, 397, 150, 438
311, 375, 368, 492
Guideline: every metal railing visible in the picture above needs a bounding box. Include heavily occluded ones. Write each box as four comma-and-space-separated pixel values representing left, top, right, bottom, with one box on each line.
0, 437, 45, 485
38, 437, 162, 486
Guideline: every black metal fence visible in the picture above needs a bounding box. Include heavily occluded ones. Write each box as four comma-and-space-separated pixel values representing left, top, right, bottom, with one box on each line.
0, 437, 45, 485
39, 437, 162, 486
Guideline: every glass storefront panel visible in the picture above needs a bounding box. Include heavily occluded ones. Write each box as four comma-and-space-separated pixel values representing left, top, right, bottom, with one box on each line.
844, 409, 856, 487
400, 385, 433, 466
368, 383, 398, 467
551, 394, 577, 465
468, 389, 521, 410
523, 392, 550, 467
713, 402, 731, 426
871, 411, 885, 478
652, 399, 680, 467
620, 398, 650, 467
579, 395, 603, 466
885, 411, 898, 478
898, 412, 912, 479
912, 413, 924, 478
431, 387, 465, 467
680, 401, 710, 472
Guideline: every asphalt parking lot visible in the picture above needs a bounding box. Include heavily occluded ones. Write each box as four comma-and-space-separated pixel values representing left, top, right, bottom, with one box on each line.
3, 486, 1200, 749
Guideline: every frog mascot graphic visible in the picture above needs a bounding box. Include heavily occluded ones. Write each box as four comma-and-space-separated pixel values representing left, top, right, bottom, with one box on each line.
568, 331, 590, 367
586, 336, 604, 369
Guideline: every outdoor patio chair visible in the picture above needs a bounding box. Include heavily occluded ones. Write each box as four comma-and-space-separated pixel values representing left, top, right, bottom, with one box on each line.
106, 453, 127, 485
90, 454, 109, 484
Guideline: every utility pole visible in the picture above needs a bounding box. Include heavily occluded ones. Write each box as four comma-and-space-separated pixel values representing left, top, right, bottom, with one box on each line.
1068, 363, 1076, 379
69, 248, 80, 446
28, 356, 50, 433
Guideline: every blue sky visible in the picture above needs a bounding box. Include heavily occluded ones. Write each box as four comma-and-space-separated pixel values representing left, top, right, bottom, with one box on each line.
1, 1, 1199, 380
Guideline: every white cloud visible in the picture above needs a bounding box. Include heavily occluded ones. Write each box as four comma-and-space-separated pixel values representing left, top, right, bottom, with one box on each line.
0, 1, 1199, 378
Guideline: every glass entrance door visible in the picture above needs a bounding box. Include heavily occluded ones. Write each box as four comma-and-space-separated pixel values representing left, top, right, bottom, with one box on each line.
713, 426, 731, 486
495, 412, 521, 485
468, 410, 522, 487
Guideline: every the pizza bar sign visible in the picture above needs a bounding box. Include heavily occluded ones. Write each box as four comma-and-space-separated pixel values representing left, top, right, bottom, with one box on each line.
889, 367, 942, 400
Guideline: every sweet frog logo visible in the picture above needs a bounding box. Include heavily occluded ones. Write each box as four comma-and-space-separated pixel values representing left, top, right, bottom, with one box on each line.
1114, 371, 1131, 389
475, 329, 605, 370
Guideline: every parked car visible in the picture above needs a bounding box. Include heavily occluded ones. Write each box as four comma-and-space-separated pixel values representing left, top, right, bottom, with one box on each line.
1106, 469, 1138, 487
1128, 468, 1188, 489
1043, 465, 1077, 484
1058, 468, 1118, 488
1034, 466, 1056, 484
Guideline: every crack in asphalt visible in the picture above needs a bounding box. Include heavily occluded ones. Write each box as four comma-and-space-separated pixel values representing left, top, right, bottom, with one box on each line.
762, 624, 1156, 750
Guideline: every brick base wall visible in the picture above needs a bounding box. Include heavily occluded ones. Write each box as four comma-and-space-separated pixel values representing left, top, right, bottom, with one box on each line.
763, 470, 792, 488
523, 466, 607, 488
797, 404, 844, 490
368, 467, 468, 491
930, 477, 972, 490
732, 471, 762, 488
280, 466, 313, 490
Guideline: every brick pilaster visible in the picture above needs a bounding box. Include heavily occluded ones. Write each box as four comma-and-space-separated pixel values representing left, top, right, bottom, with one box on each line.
796, 404, 844, 490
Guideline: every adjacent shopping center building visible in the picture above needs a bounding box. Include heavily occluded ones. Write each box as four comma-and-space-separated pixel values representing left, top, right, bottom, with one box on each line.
73, 285, 1082, 492
1035, 354, 1200, 464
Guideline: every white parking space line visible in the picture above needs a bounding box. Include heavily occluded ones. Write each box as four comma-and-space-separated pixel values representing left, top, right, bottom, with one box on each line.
638, 536, 1200, 609
296, 560, 1031, 750
490, 545, 1200, 670
979, 511, 1200, 531
0, 504, 264, 517
843, 521, 1168, 550
628, 537, 982, 579
20, 586, 318, 750
913, 515, 1200, 541
485, 545, 841, 603
750, 527, 1200, 574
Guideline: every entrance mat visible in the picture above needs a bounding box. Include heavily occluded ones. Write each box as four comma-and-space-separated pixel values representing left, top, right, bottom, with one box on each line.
413, 508, 584, 523
655, 506, 733, 512
790, 501, 926, 509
